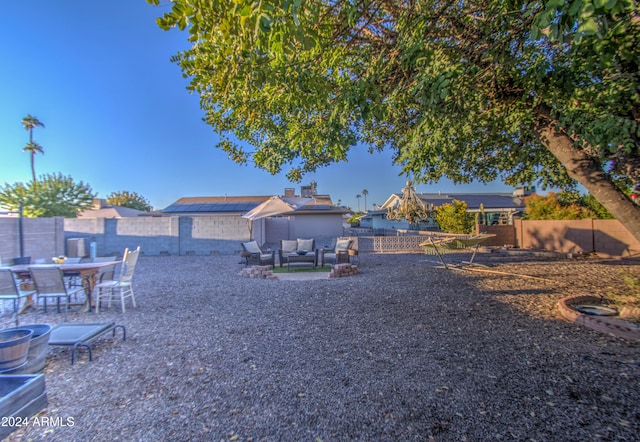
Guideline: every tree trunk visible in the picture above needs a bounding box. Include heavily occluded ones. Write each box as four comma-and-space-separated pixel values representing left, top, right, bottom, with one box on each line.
31, 153, 36, 183
536, 122, 640, 244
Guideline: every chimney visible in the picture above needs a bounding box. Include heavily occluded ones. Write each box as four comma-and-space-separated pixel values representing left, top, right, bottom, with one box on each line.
300, 182, 317, 197
92, 198, 107, 210
513, 186, 536, 197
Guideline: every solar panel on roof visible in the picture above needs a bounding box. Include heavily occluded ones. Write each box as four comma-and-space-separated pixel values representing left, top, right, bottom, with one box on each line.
161, 201, 266, 213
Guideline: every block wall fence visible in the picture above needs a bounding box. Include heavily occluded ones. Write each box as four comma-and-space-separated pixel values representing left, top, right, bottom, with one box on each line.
1, 216, 638, 263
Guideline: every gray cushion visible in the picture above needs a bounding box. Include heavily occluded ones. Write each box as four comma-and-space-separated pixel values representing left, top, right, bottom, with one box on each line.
243, 241, 261, 254
297, 238, 314, 251
335, 239, 352, 252
281, 240, 298, 254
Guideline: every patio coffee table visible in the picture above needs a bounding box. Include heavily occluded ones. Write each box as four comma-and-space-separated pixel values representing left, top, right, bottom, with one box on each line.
287, 253, 316, 271
48, 323, 126, 364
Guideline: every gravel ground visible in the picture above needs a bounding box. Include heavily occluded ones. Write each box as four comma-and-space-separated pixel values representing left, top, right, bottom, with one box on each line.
2, 252, 640, 442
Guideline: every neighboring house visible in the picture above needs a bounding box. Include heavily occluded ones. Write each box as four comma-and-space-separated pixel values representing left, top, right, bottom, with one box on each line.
77, 199, 145, 218
159, 195, 271, 217
363, 187, 532, 231
158, 186, 349, 247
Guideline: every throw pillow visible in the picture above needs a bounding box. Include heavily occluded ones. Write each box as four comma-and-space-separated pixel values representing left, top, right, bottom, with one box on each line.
243, 241, 261, 254
335, 239, 352, 252
297, 238, 314, 251
281, 240, 298, 253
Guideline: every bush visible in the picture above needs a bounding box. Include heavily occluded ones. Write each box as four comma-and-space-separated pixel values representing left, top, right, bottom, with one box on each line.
435, 200, 475, 234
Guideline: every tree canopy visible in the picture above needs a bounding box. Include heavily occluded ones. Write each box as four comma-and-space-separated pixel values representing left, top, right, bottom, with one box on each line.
523, 192, 598, 220
107, 191, 153, 212
148, 0, 640, 241
0, 173, 96, 218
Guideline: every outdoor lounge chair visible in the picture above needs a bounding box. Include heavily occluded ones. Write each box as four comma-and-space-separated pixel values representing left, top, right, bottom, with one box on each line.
319, 238, 353, 267
419, 233, 495, 269
241, 241, 275, 267
278, 238, 315, 267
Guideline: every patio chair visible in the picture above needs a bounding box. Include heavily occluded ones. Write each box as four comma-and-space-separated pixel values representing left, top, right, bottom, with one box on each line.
94, 247, 140, 313
241, 241, 275, 267
63, 257, 84, 291
29, 266, 86, 321
278, 238, 315, 267
91, 256, 119, 284
0, 268, 36, 326
319, 238, 353, 267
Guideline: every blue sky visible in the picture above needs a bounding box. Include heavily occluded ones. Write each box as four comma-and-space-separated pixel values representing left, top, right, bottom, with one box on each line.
1, 1, 516, 212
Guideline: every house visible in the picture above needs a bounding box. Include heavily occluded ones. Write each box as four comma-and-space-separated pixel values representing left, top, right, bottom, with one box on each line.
158, 185, 349, 247
361, 187, 532, 231
77, 199, 145, 218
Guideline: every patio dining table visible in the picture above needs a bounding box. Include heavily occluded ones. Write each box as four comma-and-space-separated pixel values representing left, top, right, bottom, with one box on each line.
6, 261, 119, 312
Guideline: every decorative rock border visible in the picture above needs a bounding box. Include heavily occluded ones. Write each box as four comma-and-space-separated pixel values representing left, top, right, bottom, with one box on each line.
239, 265, 278, 280
239, 264, 360, 280
329, 263, 359, 278
558, 295, 640, 341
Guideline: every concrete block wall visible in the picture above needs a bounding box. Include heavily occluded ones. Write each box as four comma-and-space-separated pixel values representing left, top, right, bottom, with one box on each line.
64, 215, 250, 257
0, 217, 64, 264
514, 219, 640, 257
179, 216, 249, 255
4, 215, 638, 261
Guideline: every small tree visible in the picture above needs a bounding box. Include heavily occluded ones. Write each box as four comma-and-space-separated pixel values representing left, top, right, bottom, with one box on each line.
0, 173, 96, 218
524, 193, 595, 220
107, 191, 153, 212
435, 200, 475, 234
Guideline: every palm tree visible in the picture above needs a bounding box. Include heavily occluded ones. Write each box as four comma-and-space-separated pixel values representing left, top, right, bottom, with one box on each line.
21, 114, 45, 182
356, 194, 361, 212
362, 189, 368, 212
23, 141, 44, 182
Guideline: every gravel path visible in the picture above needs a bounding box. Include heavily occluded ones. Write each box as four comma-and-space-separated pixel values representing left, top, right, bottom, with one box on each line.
3, 252, 640, 441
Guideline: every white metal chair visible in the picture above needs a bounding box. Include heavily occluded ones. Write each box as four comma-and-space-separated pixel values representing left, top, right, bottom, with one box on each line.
0, 268, 36, 326
29, 266, 86, 321
94, 247, 140, 313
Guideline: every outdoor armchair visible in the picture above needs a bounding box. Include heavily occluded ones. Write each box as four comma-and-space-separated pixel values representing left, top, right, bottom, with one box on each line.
319, 238, 353, 267
241, 241, 275, 267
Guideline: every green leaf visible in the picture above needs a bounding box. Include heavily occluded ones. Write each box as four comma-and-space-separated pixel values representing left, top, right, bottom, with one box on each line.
578, 18, 599, 34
